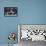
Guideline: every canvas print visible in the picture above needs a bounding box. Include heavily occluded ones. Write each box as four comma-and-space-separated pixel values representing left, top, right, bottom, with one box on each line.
18, 25, 46, 46
18, 25, 46, 41
4, 7, 18, 16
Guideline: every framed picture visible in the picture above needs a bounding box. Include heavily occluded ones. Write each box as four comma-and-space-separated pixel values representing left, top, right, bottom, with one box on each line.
18, 24, 46, 42
4, 7, 18, 17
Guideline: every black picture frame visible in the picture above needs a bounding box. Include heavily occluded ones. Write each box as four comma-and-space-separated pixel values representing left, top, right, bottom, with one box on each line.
4, 7, 18, 17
